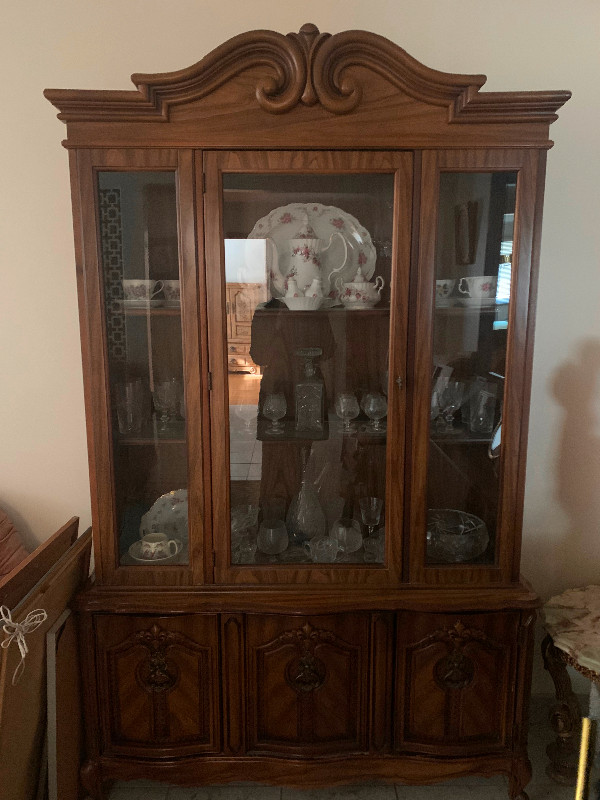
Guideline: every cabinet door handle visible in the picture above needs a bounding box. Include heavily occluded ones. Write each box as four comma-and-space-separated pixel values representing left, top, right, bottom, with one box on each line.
396, 376, 404, 389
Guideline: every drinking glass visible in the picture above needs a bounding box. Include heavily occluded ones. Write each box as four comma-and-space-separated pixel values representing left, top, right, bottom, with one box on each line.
115, 379, 146, 435
439, 380, 465, 434
359, 496, 383, 537
257, 519, 289, 555
263, 392, 286, 435
362, 392, 388, 431
153, 378, 181, 431
330, 518, 363, 554
363, 534, 385, 563
334, 392, 360, 432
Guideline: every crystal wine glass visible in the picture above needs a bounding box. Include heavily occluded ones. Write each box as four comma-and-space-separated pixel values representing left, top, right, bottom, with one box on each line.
153, 378, 181, 431
362, 392, 388, 432
438, 380, 465, 434
263, 392, 286, 435
359, 496, 383, 538
334, 392, 360, 432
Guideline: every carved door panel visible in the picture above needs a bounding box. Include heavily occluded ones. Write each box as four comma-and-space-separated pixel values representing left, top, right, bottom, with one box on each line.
246, 614, 369, 755
395, 611, 518, 755
95, 614, 220, 757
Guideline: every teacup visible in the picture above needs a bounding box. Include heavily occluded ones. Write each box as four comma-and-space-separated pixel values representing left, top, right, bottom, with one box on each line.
435, 279, 456, 301
303, 536, 340, 563
162, 279, 181, 306
122, 279, 164, 302
458, 276, 497, 299
140, 531, 178, 560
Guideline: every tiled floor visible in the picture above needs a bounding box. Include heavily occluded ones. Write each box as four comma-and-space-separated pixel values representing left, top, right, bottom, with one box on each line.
229, 405, 261, 481
104, 696, 593, 800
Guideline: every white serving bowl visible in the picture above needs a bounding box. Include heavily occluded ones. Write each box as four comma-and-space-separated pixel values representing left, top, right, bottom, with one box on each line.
282, 296, 323, 311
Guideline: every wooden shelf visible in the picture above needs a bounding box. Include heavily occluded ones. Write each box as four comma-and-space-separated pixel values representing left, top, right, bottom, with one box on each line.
118, 420, 186, 445
434, 302, 505, 315
255, 419, 386, 443
113, 304, 181, 317
254, 305, 390, 318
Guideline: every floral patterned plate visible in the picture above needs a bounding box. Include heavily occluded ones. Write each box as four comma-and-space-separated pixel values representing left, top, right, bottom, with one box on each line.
248, 203, 376, 298
139, 489, 188, 543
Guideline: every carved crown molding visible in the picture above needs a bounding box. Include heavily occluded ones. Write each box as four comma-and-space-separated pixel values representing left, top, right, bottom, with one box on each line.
44, 23, 570, 125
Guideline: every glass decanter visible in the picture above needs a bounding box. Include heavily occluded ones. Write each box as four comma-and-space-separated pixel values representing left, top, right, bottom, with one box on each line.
295, 347, 325, 432
286, 447, 326, 544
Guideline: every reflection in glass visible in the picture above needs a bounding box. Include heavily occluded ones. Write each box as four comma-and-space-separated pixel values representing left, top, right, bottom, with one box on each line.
426, 171, 516, 566
222, 172, 395, 565
98, 171, 189, 566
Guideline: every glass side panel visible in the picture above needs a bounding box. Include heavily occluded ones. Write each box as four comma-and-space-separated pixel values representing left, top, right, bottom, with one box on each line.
222, 173, 395, 566
426, 172, 517, 566
98, 172, 189, 566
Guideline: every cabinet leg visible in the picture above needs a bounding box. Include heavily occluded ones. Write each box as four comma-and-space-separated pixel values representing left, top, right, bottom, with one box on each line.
508, 755, 532, 800
541, 633, 582, 784
81, 759, 108, 800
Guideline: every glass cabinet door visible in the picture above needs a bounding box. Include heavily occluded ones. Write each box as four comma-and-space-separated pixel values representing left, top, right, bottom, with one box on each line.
426, 171, 516, 568
410, 150, 537, 582
96, 170, 190, 569
205, 152, 411, 583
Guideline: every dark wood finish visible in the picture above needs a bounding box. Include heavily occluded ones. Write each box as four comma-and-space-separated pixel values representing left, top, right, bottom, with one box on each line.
395, 611, 518, 755
221, 614, 246, 755
245, 613, 369, 755
95, 614, 220, 757
541, 633, 582, 784
45, 23, 570, 800
0, 515, 78, 609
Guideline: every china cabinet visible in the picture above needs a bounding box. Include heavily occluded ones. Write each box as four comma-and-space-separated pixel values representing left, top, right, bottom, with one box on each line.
45, 23, 569, 799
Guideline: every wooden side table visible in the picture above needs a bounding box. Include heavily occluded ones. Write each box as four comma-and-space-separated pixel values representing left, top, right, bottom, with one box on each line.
542, 585, 600, 784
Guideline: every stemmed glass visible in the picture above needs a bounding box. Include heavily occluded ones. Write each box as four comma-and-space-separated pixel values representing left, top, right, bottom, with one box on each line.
334, 392, 360, 432
153, 378, 181, 431
359, 496, 383, 538
438, 380, 465, 434
263, 392, 286, 435
362, 392, 388, 432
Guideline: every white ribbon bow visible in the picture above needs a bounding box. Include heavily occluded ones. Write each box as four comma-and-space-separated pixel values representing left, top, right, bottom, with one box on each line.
1, 605, 48, 685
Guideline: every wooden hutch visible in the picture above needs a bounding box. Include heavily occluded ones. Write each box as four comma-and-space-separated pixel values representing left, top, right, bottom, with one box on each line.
45, 24, 569, 799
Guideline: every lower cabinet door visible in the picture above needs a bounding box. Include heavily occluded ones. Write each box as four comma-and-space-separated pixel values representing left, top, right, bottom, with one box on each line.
395, 611, 519, 755
246, 614, 370, 755
95, 614, 221, 756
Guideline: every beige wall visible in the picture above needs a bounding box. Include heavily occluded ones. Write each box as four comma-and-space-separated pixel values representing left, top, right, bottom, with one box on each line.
1, 0, 598, 609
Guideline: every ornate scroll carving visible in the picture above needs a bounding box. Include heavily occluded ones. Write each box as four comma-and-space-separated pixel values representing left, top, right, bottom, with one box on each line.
427, 620, 490, 691
134, 624, 180, 694
278, 622, 336, 694
45, 23, 571, 124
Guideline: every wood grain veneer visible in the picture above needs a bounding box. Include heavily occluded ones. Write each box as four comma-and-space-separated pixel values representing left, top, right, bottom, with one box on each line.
46, 23, 569, 800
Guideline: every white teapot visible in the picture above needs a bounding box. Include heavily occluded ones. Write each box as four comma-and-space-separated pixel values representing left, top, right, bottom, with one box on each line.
336, 266, 385, 309
266, 222, 348, 298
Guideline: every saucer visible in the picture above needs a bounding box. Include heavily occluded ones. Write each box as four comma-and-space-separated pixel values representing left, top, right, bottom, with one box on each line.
456, 297, 497, 308
121, 298, 165, 308
128, 538, 182, 562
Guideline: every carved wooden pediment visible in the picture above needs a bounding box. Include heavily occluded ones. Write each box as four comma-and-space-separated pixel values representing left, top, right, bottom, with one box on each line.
45, 23, 570, 125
